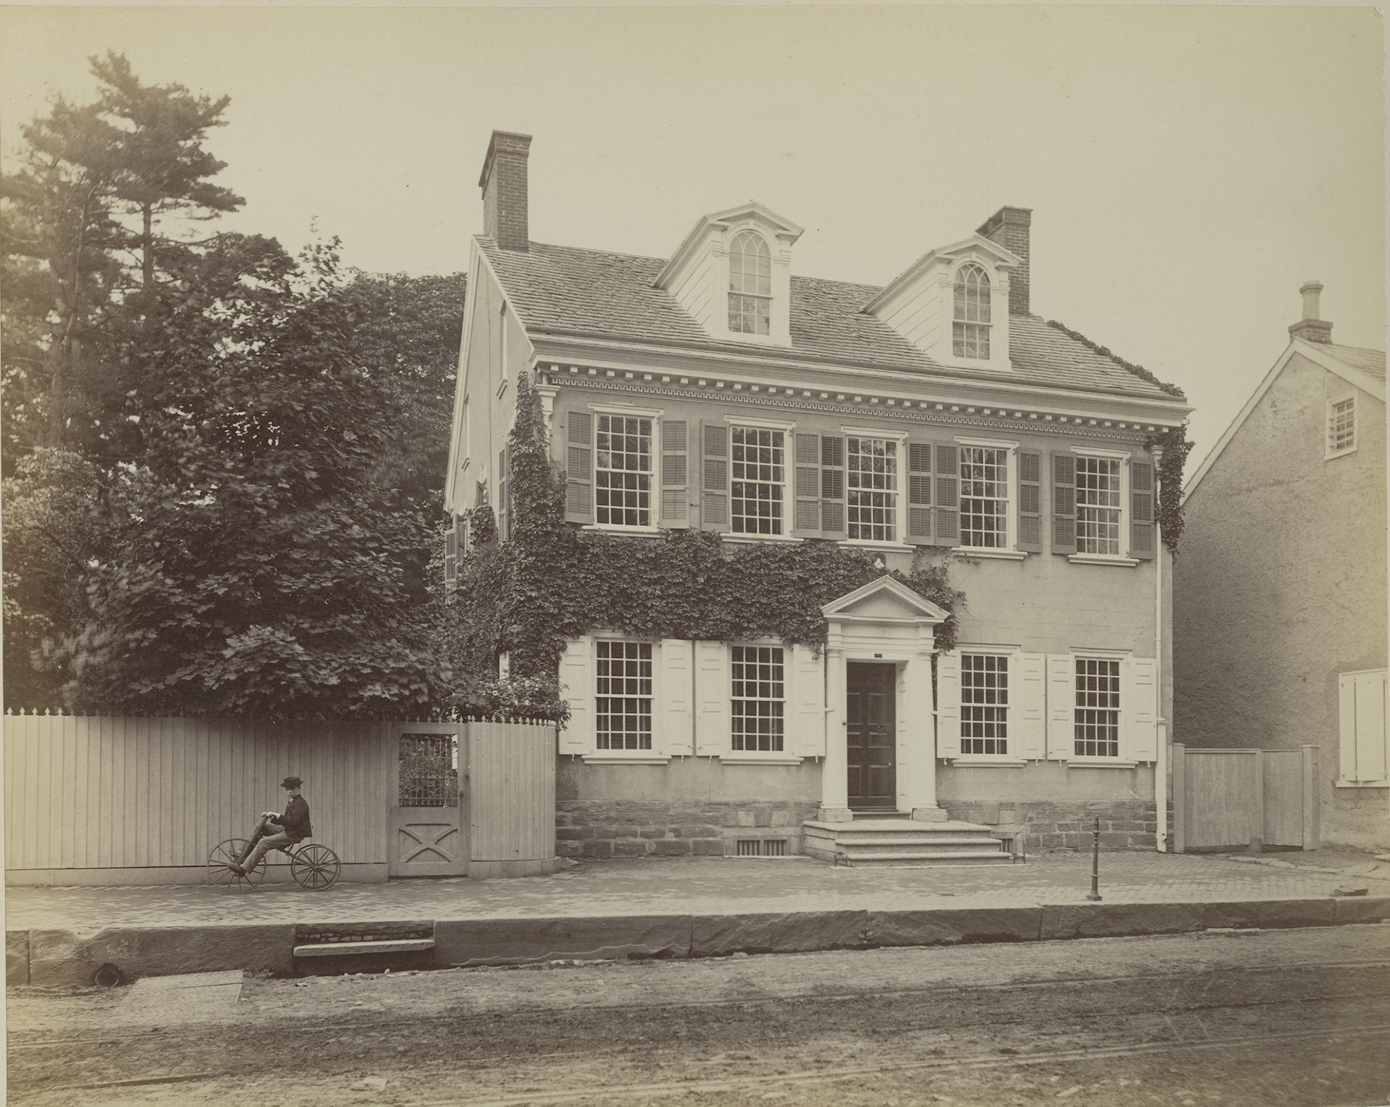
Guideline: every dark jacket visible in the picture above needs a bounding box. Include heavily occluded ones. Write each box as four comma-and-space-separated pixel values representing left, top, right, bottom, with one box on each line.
281, 795, 312, 842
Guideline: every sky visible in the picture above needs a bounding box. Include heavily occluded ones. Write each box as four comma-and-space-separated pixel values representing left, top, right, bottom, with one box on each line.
1, 4, 1384, 476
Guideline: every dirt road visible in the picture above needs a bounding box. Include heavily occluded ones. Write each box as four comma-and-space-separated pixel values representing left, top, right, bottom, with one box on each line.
9, 924, 1389, 1107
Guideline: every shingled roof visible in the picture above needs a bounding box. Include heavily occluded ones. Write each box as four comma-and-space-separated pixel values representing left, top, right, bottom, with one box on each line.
1323, 343, 1386, 383
480, 238, 1184, 403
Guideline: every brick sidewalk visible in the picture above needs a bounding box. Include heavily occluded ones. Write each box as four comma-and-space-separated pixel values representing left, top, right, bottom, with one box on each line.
8, 850, 1390, 932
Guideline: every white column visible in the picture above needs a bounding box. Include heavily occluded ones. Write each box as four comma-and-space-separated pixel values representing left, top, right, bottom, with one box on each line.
909, 637, 946, 822
818, 647, 852, 822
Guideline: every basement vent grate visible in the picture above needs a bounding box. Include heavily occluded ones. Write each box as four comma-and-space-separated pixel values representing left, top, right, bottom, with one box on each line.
736, 838, 787, 857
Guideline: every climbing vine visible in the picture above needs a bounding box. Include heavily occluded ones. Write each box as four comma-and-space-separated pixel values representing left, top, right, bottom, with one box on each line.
1145, 423, 1195, 555
440, 373, 966, 712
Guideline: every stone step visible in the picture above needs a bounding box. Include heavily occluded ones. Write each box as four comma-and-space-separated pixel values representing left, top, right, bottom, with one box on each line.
293, 938, 435, 958
838, 850, 1015, 867
827, 837, 1009, 853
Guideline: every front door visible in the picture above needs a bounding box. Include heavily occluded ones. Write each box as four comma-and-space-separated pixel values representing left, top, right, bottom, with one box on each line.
847, 662, 897, 810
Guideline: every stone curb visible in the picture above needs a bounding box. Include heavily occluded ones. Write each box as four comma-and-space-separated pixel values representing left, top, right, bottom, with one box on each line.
10, 896, 1388, 985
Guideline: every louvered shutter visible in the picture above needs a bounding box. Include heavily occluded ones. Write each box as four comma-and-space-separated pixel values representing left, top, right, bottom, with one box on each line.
936, 653, 961, 758
1340, 671, 1388, 782
1018, 450, 1043, 553
701, 423, 729, 532
820, 436, 846, 540
906, 442, 933, 545
497, 447, 510, 541
1046, 654, 1075, 759
660, 421, 689, 528
1051, 452, 1076, 555
444, 516, 458, 590
1128, 657, 1158, 761
1017, 653, 1046, 759
661, 639, 693, 755
1130, 459, 1155, 560
565, 412, 594, 524
791, 644, 825, 757
934, 444, 959, 546
694, 641, 730, 754
792, 433, 821, 537
557, 639, 593, 754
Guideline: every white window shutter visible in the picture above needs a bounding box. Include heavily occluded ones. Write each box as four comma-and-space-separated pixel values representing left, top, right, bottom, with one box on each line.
1128, 657, 1158, 761
661, 639, 693, 756
937, 653, 961, 759
1017, 653, 1046, 760
558, 638, 593, 755
694, 641, 730, 756
791, 644, 824, 757
1343, 670, 1389, 782
1046, 654, 1074, 759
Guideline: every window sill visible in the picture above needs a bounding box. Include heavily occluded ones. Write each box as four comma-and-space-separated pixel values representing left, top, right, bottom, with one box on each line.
1325, 447, 1357, 461
722, 753, 805, 765
839, 540, 913, 553
1067, 758, 1139, 769
1068, 554, 1141, 567
581, 753, 670, 765
953, 547, 1028, 561
948, 756, 1028, 767
721, 532, 802, 544
580, 524, 664, 538
1334, 778, 1388, 789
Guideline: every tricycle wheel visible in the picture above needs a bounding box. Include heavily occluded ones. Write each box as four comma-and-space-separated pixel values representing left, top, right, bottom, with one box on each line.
207, 838, 265, 890
291, 843, 340, 890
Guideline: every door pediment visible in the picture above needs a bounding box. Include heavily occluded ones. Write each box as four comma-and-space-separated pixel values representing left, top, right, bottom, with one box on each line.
822, 575, 948, 625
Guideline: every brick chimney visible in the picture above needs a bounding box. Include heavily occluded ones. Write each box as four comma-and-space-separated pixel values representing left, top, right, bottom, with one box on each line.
976, 206, 1032, 315
1288, 280, 1333, 344
479, 130, 532, 251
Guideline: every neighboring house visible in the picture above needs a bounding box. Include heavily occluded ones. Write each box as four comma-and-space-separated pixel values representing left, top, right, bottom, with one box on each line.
1174, 284, 1388, 852
445, 131, 1192, 859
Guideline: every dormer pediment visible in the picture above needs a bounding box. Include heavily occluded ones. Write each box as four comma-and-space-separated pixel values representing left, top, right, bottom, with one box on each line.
821, 575, 949, 625
863, 233, 1022, 373
655, 202, 803, 347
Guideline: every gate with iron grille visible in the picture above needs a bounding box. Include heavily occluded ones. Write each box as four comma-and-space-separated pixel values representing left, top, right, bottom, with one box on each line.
389, 726, 467, 877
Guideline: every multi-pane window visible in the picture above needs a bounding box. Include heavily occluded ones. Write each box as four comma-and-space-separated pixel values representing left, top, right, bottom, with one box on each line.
728, 230, 771, 335
596, 414, 652, 527
731, 645, 784, 752
847, 437, 898, 542
731, 427, 784, 535
953, 263, 991, 359
959, 446, 1009, 548
1074, 658, 1121, 757
1075, 457, 1122, 555
960, 654, 1008, 755
1328, 397, 1356, 455
595, 641, 652, 750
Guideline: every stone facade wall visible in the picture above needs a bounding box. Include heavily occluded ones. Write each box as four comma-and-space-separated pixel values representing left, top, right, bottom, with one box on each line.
942, 799, 1158, 852
556, 800, 821, 859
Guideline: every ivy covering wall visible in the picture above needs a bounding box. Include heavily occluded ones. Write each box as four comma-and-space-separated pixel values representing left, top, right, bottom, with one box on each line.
440, 373, 966, 716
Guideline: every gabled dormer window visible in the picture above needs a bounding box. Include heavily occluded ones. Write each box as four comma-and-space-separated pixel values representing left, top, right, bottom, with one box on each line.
953, 263, 991, 359
728, 231, 771, 335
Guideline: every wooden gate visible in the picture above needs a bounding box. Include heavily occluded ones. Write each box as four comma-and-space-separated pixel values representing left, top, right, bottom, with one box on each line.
1172, 744, 1320, 853
389, 725, 466, 877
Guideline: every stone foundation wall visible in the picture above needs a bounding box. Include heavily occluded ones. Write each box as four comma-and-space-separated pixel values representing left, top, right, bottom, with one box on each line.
556, 800, 822, 859
942, 799, 1158, 851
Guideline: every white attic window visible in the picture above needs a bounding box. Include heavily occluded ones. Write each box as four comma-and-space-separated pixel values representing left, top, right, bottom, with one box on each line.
655, 203, 803, 347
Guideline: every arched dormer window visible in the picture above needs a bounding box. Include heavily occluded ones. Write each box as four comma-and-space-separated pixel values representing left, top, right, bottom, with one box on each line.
953, 263, 991, 359
728, 230, 771, 335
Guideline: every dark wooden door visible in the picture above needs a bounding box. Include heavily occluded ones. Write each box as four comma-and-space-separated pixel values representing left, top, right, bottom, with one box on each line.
847, 662, 897, 810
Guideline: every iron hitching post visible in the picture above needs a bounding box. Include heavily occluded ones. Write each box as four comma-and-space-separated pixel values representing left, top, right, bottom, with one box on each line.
1087, 815, 1102, 901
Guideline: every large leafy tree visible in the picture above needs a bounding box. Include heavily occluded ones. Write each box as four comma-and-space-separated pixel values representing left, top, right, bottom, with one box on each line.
60, 236, 440, 717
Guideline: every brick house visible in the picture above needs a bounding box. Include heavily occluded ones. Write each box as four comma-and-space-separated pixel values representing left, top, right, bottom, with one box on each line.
1174, 284, 1388, 851
444, 131, 1192, 862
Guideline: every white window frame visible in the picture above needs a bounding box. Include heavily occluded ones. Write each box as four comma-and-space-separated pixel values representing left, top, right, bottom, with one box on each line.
843, 428, 907, 546
728, 229, 773, 336
958, 650, 1015, 760
729, 642, 787, 755
1326, 393, 1357, 459
952, 261, 992, 361
1068, 446, 1139, 565
1072, 652, 1125, 761
587, 403, 663, 533
728, 423, 789, 537
955, 437, 1017, 551
593, 638, 656, 755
